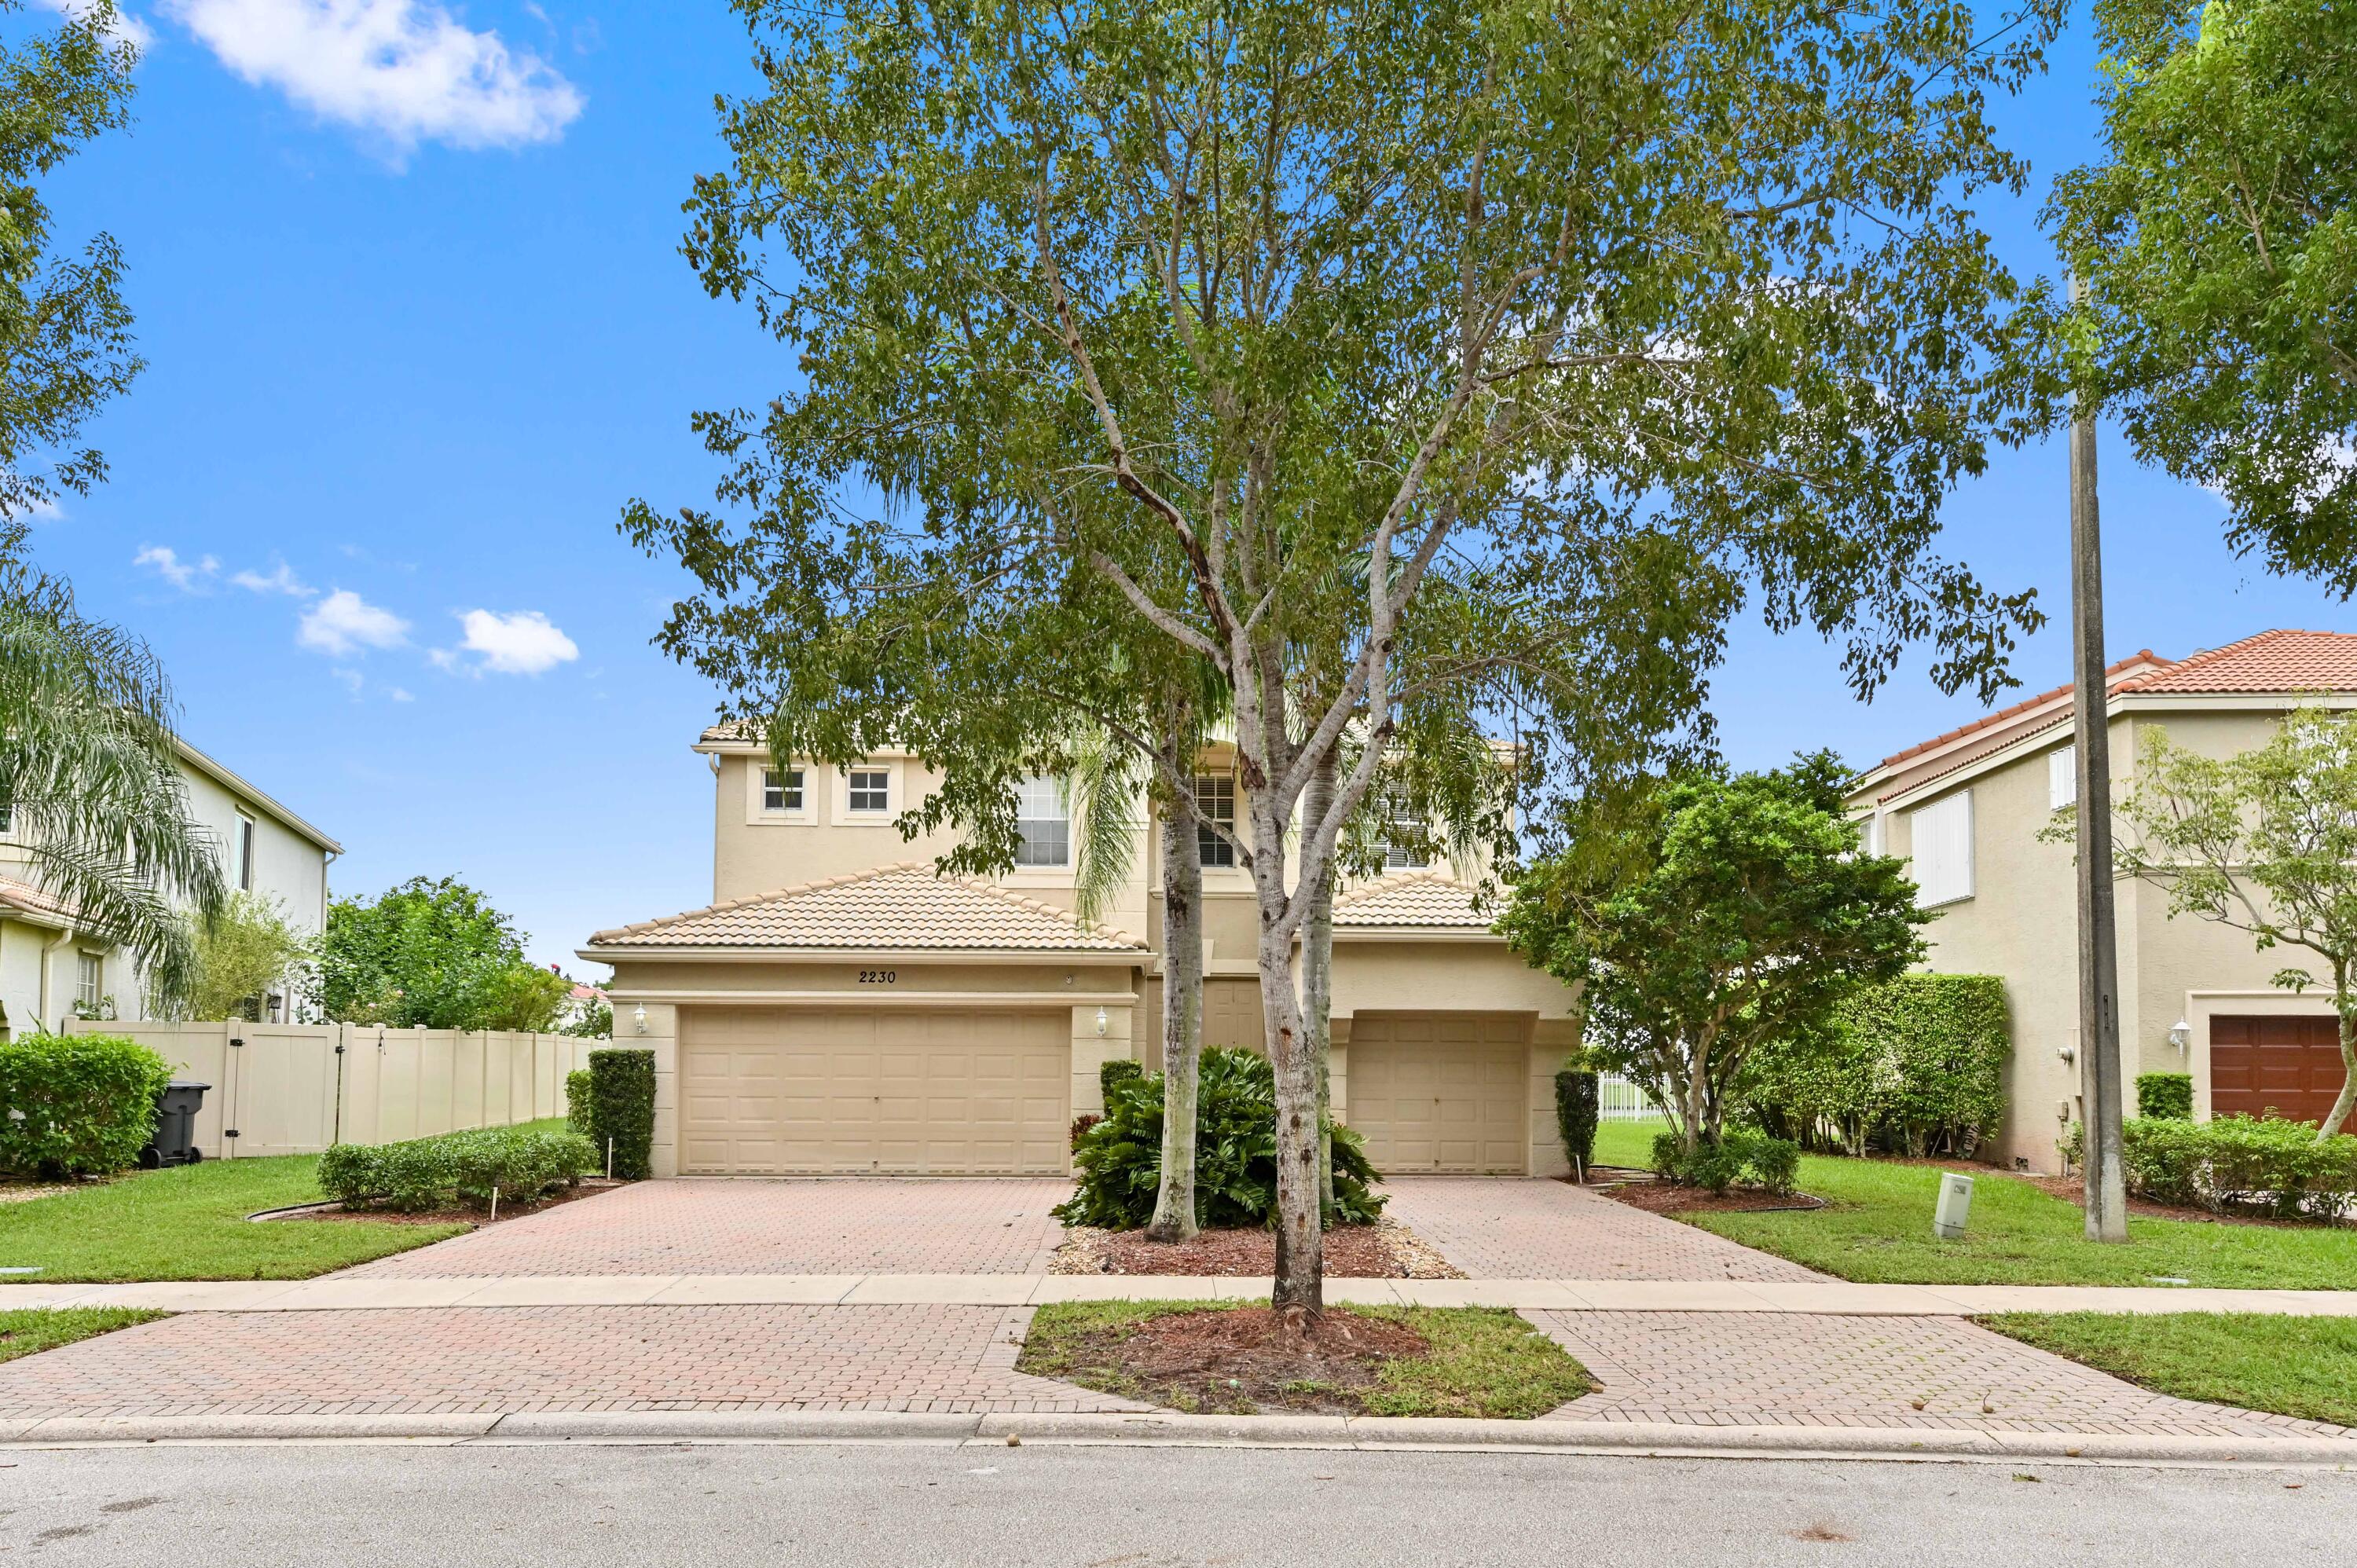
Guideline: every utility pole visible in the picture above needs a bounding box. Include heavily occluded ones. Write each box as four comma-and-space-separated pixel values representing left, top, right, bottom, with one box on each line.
2069, 271, 2128, 1244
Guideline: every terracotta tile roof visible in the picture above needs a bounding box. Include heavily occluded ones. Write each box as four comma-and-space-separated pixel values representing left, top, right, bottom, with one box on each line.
0, 876, 76, 926
2113, 629, 2357, 694
1331, 870, 1494, 929
587, 863, 1145, 952
1873, 652, 2169, 771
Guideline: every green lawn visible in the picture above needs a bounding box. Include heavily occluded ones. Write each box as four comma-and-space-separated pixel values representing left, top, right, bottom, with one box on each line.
1021, 1299, 1594, 1419
0, 1154, 469, 1283
0, 1307, 164, 1365
1591, 1117, 2357, 1289
1982, 1312, 2357, 1428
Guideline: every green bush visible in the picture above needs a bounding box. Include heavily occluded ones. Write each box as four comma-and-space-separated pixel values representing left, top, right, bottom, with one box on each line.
1098, 1057, 1143, 1101
584, 1047, 655, 1179
2095, 1115, 2357, 1222
1651, 1130, 1800, 1197
319, 1124, 596, 1212
564, 1068, 593, 1138
1058, 1046, 1384, 1229
2137, 1072, 2194, 1120
0, 1032, 173, 1178
1554, 1068, 1600, 1173
1746, 974, 2009, 1158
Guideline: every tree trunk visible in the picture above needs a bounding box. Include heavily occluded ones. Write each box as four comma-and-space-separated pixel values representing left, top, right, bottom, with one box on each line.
1145, 787, 1205, 1243
1255, 804, 1322, 1314
1303, 752, 1339, 1221
2320, 962, 2357, 1144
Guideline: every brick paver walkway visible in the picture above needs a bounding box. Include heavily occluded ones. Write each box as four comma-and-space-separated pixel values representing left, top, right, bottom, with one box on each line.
1383, 1178, 1825, 1282
0, 1304, 1138, 1418
344, 1179, 1073, 1278
1527, 1310, 2351, 1438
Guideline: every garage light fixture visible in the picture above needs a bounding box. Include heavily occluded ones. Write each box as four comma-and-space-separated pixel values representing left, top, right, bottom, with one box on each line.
1094, 1006, 1108, 1037
633, 1003, 648, 1035
2168, 1017, 2190, 1052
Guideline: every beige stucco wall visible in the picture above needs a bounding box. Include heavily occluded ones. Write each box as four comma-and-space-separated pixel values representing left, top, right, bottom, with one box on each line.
1870, 703, 2340, 1171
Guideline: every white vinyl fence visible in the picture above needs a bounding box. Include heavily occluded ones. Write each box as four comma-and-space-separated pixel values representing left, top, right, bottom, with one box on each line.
62, 1019, 603, 1158
1596, 1072, 1659, 1122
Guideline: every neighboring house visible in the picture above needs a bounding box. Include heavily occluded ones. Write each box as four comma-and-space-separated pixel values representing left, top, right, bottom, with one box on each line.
0, 738, 341, 1036
1846, 629, 2357, 1171
578, 727, 1579, 1179
557, 979, 609, 1032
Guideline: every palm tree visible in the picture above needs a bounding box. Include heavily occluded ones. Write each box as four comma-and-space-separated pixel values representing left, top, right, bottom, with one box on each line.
0, 521, 225, 1020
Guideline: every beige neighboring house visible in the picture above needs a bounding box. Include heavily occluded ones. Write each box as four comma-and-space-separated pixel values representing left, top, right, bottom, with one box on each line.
578, 727, 1579, 1179
0, 738, 341, 1036
1846, 628, 2357, 1173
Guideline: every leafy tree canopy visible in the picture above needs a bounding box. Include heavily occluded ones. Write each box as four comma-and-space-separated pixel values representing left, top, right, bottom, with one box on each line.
2049, 0, 2357, 592
1501, 752, 1929, 1151
321, 877, 569, 1032
186, 891, 315, 1022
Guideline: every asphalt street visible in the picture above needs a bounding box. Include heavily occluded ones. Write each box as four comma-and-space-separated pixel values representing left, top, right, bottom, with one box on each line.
4, 1442, 2352, 1566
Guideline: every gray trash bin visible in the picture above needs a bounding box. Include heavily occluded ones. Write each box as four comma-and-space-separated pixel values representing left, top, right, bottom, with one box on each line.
141, 1081, 210, 1168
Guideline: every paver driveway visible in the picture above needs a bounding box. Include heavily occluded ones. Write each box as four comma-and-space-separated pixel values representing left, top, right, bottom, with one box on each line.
1382, 1177, 1824, 1282
343, 1178, 1073, 1278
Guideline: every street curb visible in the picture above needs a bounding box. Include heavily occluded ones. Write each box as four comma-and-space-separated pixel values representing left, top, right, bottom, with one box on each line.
5, 1409, 2352, 1466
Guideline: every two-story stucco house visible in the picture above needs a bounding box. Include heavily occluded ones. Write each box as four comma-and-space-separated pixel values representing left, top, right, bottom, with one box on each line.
0, 738, 341, 1035
578, 727, 1582, 1179
1846, 629, 2357, 1172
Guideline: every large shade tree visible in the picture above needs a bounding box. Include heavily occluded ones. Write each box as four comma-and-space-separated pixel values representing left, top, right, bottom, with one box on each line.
2048, 0, 2357, 592
632, 0, 2059, 1312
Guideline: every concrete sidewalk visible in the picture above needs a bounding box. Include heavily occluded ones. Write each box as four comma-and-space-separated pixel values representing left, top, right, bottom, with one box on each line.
5, 1273, 2356, 1315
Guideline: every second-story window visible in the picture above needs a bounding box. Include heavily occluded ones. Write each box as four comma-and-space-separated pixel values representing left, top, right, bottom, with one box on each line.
1194, 774, 1237, 868
848, 768, 891, 814
763, 767, 805, 812
236, 811, 257, 890
1380, 798, 1430, 870
1014, 775, 1069, 867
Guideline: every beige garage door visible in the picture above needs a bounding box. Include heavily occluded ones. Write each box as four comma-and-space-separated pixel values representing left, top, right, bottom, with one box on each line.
1346, 1012, 1530, 1174
680, 1007, 1071, 1174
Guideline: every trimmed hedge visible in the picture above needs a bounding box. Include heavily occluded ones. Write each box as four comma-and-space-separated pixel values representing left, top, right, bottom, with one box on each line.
319, 1124, 596, 1212
2137, 1072, 2194, 1121
2090, 1115, 2357, 1222
1651, 1130, 1799, 1196
0, 1032, 173, 1178
564, 1068, 593, 1138
1099, 1057, 1143, 1101
1554, 1068, 1600, 1174
1747, 974, 2010, 1158
584, 1047, 655, 1180
1058, 1046, 1384, 1229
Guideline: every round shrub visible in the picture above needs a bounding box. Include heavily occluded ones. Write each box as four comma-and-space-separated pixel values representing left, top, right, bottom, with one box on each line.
2136, 1072, 2194, 1121
0, 1032, 173, 1178
1057, 1046, 1384, 1229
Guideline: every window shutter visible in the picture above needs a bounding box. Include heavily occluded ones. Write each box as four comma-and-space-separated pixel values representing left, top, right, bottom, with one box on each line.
1908, 791, 1974, 907
2048, 745, 2077, 811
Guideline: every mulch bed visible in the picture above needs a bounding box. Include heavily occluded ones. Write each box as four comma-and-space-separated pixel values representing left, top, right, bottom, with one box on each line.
2024, 1173, 2348, 1230
1598, 1179, 1825, 1216
1048, 1306, 1431, 1416
272, 1179, 618, 1228
1055, 1219, 1464, 1278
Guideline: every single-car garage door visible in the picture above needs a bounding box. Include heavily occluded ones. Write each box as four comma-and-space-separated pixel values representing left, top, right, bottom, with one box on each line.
1345, 1012, 1530, 1174
2211, 1015, 2351, 1133
680, 1006, 1071, 1174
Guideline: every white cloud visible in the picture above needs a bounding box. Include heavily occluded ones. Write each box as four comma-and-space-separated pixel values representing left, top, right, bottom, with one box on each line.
448, 607, 577, 675
387, 685, 414, 702
134, 545, 218, 591
231, 561, 314, 596
298, 588, 409, 654
163, 0, 585, 155
35, 1, 156, 51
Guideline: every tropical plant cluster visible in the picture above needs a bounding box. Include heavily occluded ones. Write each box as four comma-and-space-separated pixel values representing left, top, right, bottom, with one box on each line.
318, 1125, 596, 1213
0, 1031, 170, 1177
1058, 1048, 1383, 1229
1649, 1130, 1801, 1196
1744, 975, 2011, 1158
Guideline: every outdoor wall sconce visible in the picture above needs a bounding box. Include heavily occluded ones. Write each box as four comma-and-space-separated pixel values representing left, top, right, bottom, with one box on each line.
632, 1003, 649, 1035
2168, 1017, 2191, 1052
1094, 1006, 1109, 1037
2057, 1042, 2077, 1064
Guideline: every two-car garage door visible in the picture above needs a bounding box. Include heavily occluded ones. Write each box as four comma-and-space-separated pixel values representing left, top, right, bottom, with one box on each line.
1345, 1012, 1530, 1174
680, 1007, 1071, 1174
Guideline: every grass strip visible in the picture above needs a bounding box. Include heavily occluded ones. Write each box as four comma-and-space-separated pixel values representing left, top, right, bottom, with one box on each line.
0, 1307, 165, 1366
1980, 1311, 2357, 1429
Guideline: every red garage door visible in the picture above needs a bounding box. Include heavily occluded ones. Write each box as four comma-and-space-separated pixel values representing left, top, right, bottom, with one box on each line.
2209, 1016, 2351, 1133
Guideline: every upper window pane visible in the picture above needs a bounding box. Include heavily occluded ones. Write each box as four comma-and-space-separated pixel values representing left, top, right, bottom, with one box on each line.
848, 769, 890, 813
1194, 775, 1237, 868
76, 952, 101, 1009
2048, 745, 2077, 811
763, 767, 805, 812
236, 814, 256, 891
1909, 790, 1974, 907
1014, 775, 1070, 867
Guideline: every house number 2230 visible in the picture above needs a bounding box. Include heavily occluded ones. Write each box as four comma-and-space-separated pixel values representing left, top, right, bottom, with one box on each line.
858, 969, 898, 984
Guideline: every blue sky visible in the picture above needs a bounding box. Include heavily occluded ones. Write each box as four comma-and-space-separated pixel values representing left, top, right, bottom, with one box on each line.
25, 2, 2355, 973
